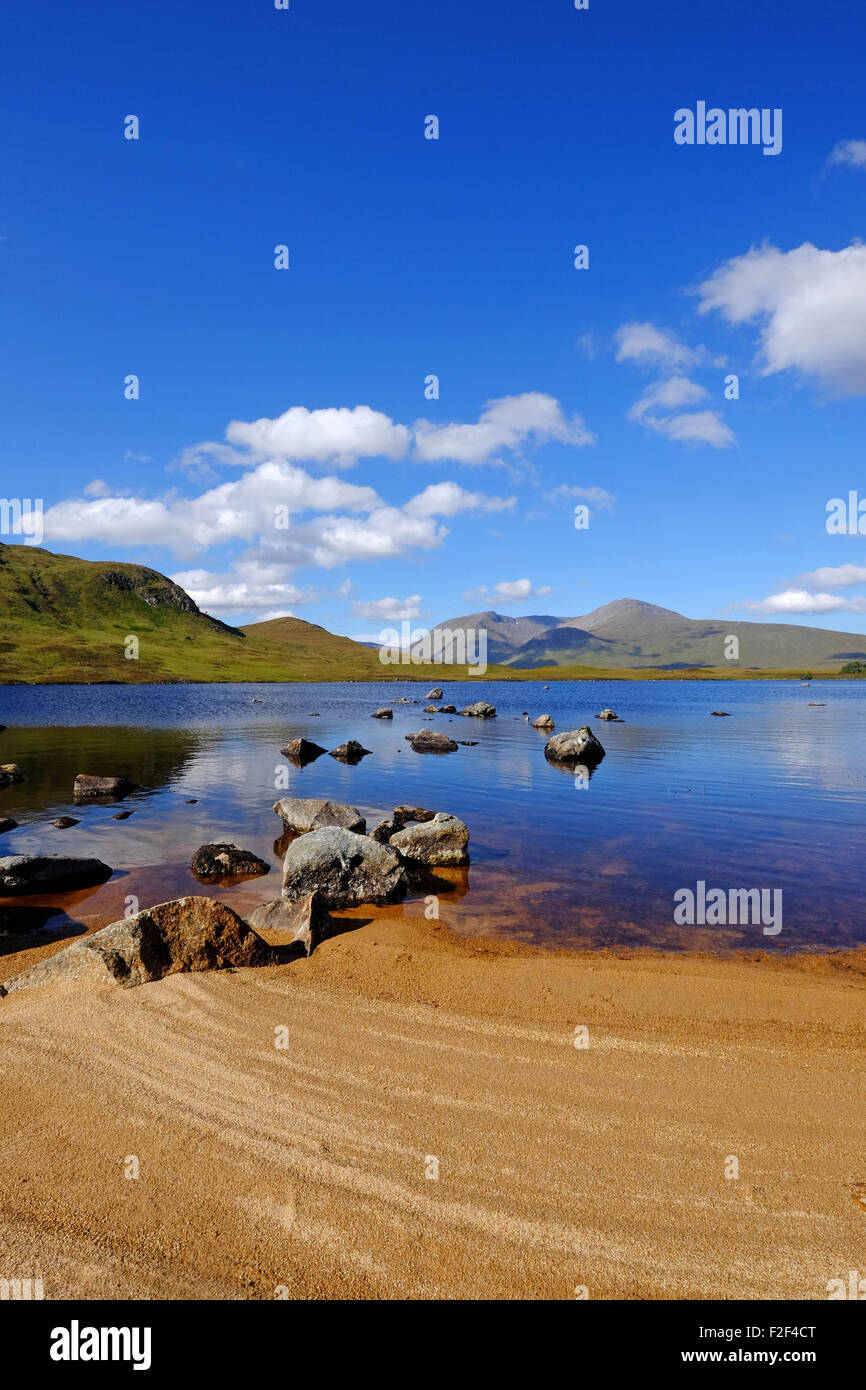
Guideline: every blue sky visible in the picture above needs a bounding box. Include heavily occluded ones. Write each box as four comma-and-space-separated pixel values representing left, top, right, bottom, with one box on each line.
2, 0, 866, 638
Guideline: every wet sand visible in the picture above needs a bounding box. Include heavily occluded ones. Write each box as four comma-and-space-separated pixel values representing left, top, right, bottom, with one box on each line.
1, 908, 864, 1300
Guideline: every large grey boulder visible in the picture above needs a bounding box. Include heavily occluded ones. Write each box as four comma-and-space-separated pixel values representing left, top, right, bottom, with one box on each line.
191, 843, 270, 882
281, 827, 408, 908
73, 774, 137, 800
0, 854, 113, 895
369, 818, 398, 844
459, 701, 496, 718
389, 812, 469, 866
1, 896, 273, 995
544, 727, 606, 766
246, 891, 331, 956
404, 728, 458, 753
273, 797, 366, 835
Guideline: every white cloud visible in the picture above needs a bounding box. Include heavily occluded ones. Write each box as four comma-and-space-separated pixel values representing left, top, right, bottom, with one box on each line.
225, 405, 411, 468
463, 578, 552, 604
171, 565, 314, 616
550, 484, 616, 510
83, 479, 113, 497
697, 241, 866, 395
827, 140, 866, 171
414, 392, 594, 465
628, 375, 709, 421
350, 595, 425, 621
642, 409, 735, 448
615, 322, 703, 369
797, 562, 866, 588
733, 589, 866, 616
403, 480, 515, 517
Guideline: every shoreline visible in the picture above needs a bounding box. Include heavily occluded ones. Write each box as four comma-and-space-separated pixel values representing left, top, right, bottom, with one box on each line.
1, 909, 863, 1300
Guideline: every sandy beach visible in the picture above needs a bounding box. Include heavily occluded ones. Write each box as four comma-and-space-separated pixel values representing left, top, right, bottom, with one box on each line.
2, 910, 863, 1301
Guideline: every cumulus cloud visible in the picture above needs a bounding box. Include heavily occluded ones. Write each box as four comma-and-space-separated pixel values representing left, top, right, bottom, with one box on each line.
403, 481, 515, 517
463, 578, 552, 604
697, 241, 866, 396
414, 392, 595, 465
827, 140, 866, 171
171, 565, 314, 615
627, 375, 709, 421
225, 405, 411, 467
615, 322, 704, 370
642, 409, 735, 447
796, 562, 866, 588
350, 595, 425, 621
732, 589, 866, 616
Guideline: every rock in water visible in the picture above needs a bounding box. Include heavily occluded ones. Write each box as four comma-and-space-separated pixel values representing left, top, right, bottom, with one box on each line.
458, 701, 496, 718
0, 905, 56, 936
1, 896, 273, 994
281, 827, 408, 908
191, 843, 270, 882
392, 805, 436, 827
389, 812, 470, 866
0, 854, 113, 894
424, 705, 440, 713
597, 709, 620, 721
544, 727, 606, 766
0, 767, 24, 789
281, 737, 327, 767
371, 707, 393, 719
329, 740, 372, 763
246, 892, 331, 955
404, 728, 459, 753
52, 817, 80, 829
439, 704, 457, 713
426, 688, 443, 700
710, 711, 731, 717
531, 714, 554, 728
73, 774, 138, 800
273, 797, 366, 835
0, 817, 18, 833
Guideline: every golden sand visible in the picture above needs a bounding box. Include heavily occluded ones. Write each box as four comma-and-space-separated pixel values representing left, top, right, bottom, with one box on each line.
1, 909, 864, 1300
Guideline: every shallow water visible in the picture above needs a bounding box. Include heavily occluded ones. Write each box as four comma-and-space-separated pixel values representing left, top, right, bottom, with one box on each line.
0, 679, 863, 952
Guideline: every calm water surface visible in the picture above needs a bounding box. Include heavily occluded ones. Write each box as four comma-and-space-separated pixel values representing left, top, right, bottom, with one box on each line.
1, 680, 863, 952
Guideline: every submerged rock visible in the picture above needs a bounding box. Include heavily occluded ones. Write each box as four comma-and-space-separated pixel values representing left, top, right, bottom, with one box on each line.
389, 812, 469, 866
371, 707, 394, 719
459, 701, 496, 718
0, 766, 24, 789
52, 817, 80, 829
191, 843, 270, 882
113, 810, 134, 820
281, 737, 327, 767
329, 740, 372, 764
1, 896, 273, 994
710, 711, 731, 717
73, 774, 138, 801
405, 728, 458, 753
457, 740, 478, 746
273, 797, 366, 835
0, 817, 18, 833
246, 891, 331, 956
0, 904, 56, 936
281, 827, 408, 908
544, 727, 606, 766
531, 714, 554, 728
0, 854, 112, 895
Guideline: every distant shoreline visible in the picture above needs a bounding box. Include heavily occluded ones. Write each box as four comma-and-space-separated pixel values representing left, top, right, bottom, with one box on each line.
2, 669, 865, 686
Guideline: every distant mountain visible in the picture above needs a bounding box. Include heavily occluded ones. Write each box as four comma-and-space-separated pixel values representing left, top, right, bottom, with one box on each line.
414, 609, 562, 664
427, 598, 866, 671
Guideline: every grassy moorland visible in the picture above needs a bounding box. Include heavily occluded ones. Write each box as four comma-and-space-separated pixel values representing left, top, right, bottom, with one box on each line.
0, 544, 862, 684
